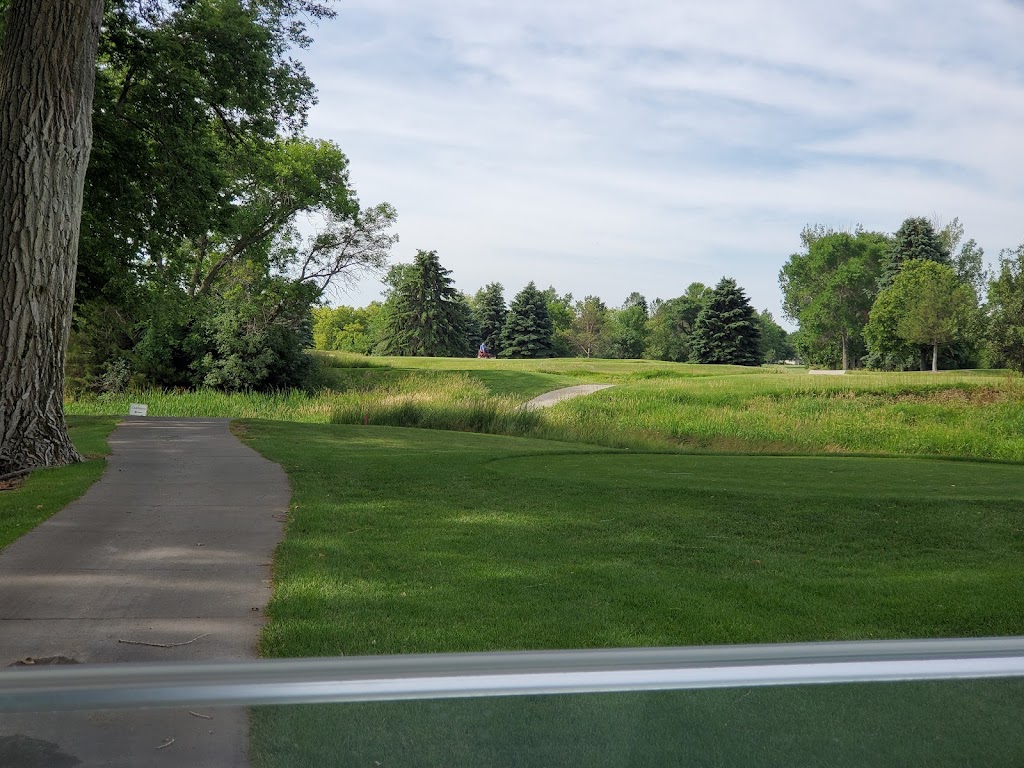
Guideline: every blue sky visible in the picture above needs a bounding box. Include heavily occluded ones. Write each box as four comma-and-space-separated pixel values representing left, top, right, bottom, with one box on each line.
300, 0, 1024, 326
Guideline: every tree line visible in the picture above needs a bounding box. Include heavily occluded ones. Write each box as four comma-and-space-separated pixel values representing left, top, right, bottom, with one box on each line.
1, 0, 401, 473
314, 250, 788, 364
5, 0, 398, 402
779, 217, 1024, 372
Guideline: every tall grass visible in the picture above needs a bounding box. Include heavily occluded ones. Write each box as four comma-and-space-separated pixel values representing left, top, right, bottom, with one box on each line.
536, 372, 1024, 460
65, 365, 1024, 461
329, 373, 541, 434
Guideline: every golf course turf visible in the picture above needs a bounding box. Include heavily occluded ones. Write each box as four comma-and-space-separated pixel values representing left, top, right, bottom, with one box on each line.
240, 419, 1024, 766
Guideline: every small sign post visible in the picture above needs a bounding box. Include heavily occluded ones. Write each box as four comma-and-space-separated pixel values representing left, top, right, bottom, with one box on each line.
128, 403, 149, 417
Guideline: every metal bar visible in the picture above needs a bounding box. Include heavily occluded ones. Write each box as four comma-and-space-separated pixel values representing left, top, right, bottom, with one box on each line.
2, 637, 1023, 713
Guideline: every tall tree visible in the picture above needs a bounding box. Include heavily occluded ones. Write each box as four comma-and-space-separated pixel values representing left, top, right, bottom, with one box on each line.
570, 296, 610, 358
608, 293, 649, 359
0, 0, 105, 474
472, 282, 507, 355
779, 230, 887, 370
879, 217, 948, 291
757, 310, 795, 364
377, 250, 469, 357
866, 261, 977, 373
986, 243, 1024, 373
689, 278, 761, 366
501, 282, 554, 358
645, 283, 708, 363
78, 0, 332, 307
540, 286, 574, 357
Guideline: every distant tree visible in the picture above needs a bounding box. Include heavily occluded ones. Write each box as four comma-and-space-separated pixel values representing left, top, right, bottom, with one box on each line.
377, 250, 470, 356
471, 282, 507, 355
312, 303, 383, 354
645, 283, 708, 362
570, 296, 611, 358
757, 310, 795, 363
879, 217, 948, 290
501, 282, 554, 358
690, 278, 761, 365
779, 230, 888, 369
540, 286, 574, 357
456, 292, 482, 353
986, 243, 1024, 373
608, 293, 649, 358
866, 261, 977, 372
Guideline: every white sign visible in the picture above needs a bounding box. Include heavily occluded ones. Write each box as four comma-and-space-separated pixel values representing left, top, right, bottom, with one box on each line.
128, 403, 149, 416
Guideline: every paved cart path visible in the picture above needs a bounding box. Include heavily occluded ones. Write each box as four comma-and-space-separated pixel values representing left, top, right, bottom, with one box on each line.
525, 384, 614, 410
0, 417, 288, 767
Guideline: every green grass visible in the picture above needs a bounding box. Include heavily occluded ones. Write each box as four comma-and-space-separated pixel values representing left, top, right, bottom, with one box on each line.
245, 422, 1024, 656
0, 416, 119, 550
536, 370, 1024, 459
242, 420, 1024, 766
66, 363, 1024, 461
253, 679, 1024, 767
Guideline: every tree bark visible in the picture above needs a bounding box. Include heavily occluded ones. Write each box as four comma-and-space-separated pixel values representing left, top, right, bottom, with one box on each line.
841, 330, 849, 371
0, 0, 104, 474
932, 343, 939, 373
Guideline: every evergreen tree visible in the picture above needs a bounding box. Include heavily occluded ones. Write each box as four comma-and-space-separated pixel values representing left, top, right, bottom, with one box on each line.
456, 292, 482, 354
377, 250, 469, 356
500, 282, 554, 358
472, 282, 507, 355
879, 217, 948, 290
689, 278, 761, 365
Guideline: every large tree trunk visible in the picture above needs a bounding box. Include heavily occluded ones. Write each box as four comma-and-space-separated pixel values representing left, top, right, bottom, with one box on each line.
932, 343, 939, 373
841, 330, 849, 371
0, 0, 104, 474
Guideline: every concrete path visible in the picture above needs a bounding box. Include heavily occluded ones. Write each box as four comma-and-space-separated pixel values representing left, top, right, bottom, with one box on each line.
524, 384, 614, 410
0, 417, 288, 767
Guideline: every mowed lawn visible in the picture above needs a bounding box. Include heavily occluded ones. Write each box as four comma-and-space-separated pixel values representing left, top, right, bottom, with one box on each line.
242, 420, 1024, 766
0, 416, 118, 550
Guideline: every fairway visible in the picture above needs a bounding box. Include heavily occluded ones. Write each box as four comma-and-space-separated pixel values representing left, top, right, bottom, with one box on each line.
242, 420, 1024, 765
53, 360, 1024, 763
245, 422, 1024, 657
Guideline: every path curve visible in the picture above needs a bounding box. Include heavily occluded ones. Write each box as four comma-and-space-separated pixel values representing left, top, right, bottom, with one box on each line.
0, 417, 288, 767
524, 384, 614, 410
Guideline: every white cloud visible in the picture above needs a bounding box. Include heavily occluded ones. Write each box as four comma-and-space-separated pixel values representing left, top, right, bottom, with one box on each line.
303, 0, 1024, 321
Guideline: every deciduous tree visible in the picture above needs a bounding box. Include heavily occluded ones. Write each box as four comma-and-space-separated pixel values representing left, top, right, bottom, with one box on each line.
985, 244, 1024, 373
779, 230, 887, 369
0, 0, 105, 474
645, 283, 708, 363
866, 261, 977, 373
570, 296, 610, 358
608, 293, 649, 359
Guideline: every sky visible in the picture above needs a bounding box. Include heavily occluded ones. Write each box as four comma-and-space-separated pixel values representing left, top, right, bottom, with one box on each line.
299, 0, 1024, 326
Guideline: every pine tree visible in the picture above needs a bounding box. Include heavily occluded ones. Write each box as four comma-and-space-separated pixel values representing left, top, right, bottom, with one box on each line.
472, 282, 507, 355
500, 282, 554, 358
377, 250, 469, 356
879, 217, 948, 290
689, 278, 761, 365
